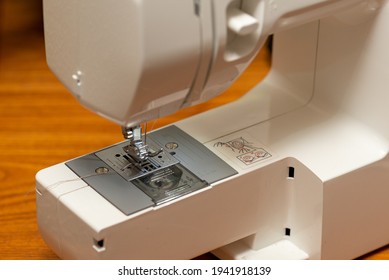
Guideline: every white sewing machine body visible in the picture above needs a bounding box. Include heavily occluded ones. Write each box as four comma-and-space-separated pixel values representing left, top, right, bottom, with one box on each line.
37, 0, 389, 259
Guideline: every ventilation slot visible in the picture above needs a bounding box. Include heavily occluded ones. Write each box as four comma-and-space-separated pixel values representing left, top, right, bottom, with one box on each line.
288, 167, 295, 179
93, 238, 106, 252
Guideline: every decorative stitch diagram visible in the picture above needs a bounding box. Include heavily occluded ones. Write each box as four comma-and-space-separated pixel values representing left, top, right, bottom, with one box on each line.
214, 137, 271, 165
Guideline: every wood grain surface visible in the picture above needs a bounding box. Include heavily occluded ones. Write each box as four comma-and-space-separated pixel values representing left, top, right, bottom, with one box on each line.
0, 27, 388, 260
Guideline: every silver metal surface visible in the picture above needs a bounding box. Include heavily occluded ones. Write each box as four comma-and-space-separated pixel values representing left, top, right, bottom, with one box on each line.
95, 137, 179, 181
66, 125, 237, 215
133, 164, 208, 205
150, 126, 238, 184
66, 154, 154, 215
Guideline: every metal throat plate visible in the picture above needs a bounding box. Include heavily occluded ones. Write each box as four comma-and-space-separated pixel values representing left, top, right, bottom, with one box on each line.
95, 137, 179, 181
66, 125, 237, 215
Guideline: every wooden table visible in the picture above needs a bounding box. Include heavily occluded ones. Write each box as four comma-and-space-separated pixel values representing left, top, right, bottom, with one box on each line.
0, 30, 388, 260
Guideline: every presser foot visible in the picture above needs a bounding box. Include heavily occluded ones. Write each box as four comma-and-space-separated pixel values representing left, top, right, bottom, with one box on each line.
121, 125, 152, 162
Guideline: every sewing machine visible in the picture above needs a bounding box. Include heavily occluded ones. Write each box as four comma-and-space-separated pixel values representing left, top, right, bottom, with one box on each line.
36, 0, 389, 259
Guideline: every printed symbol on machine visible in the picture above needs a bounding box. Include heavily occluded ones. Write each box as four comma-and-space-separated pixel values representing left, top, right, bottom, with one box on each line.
236, 148, 271, 165
214, 137, 271, 165
214, 137, 256, 153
